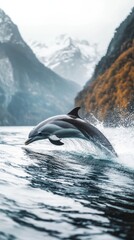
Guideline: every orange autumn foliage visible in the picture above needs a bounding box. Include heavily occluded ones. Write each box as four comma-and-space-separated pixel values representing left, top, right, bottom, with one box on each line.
76, 46, 134, 124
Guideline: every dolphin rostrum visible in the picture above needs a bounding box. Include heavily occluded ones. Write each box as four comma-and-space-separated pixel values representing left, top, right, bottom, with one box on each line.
25, 107, 117, 157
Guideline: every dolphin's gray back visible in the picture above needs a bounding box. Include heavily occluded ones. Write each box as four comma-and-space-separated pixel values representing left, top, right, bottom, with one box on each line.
61, 117, 117, 157
29, 115, 68, 138
29, 114, 117, 157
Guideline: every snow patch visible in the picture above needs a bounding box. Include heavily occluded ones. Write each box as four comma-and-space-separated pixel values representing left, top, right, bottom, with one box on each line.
29, 34, 101, 85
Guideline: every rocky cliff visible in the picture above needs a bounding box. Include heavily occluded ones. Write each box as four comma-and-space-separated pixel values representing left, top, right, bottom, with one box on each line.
0, 9, 80, 125
75, 8, 134, 126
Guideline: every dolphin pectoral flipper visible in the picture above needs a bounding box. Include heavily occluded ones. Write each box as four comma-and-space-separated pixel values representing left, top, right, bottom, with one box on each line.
49, 135, 64, 146
26, 107, 117, 157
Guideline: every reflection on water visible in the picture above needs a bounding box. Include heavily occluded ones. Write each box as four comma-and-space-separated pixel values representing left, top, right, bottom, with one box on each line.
0, 127, 134, 240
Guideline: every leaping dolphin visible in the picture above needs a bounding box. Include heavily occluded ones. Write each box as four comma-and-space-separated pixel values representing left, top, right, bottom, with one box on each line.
25, 107, 117, 157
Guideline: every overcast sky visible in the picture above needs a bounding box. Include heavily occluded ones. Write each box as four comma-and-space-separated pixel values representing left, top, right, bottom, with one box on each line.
0, 0, 134, 53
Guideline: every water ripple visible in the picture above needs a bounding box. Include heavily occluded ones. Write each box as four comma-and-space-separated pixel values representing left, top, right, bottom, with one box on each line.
0, 127, 134, 240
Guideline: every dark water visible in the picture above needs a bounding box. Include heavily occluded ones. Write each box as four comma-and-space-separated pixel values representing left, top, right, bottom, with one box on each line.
0, 127, 134, 240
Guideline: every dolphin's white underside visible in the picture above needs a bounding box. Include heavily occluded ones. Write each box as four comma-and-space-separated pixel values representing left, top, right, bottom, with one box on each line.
25, 108, 118, 157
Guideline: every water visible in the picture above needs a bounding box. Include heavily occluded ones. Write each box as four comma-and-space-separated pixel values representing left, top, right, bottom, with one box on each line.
0, 126, 134, 240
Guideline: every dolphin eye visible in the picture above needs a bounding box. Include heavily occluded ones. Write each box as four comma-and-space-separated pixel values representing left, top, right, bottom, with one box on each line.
38, 132, 42, 136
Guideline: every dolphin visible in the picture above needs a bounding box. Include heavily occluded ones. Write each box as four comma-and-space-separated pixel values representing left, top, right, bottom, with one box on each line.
25, 107, 117, 157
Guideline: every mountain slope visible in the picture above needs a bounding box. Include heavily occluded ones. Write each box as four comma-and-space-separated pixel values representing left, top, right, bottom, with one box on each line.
75, 9, 134, 126
0, 9, 80, 125
30, 34, 100, 86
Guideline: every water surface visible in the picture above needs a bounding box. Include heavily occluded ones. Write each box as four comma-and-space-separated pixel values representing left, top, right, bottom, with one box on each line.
0, 126, 134, 240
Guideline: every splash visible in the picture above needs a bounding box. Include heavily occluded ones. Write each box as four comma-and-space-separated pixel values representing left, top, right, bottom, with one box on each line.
23, 125, 134, 168
96, 124, 134, 169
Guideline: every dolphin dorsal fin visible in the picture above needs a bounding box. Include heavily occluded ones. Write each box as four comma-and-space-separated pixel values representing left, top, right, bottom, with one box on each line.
67, 107, 81, 118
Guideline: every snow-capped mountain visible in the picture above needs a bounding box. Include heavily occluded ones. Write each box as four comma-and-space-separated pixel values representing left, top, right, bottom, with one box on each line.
0, 9, 80, 125
0, 9, 23, 44
29, 34, 100, 86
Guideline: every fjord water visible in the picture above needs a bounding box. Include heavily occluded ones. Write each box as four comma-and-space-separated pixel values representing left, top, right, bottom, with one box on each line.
0, 126, 133, 240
